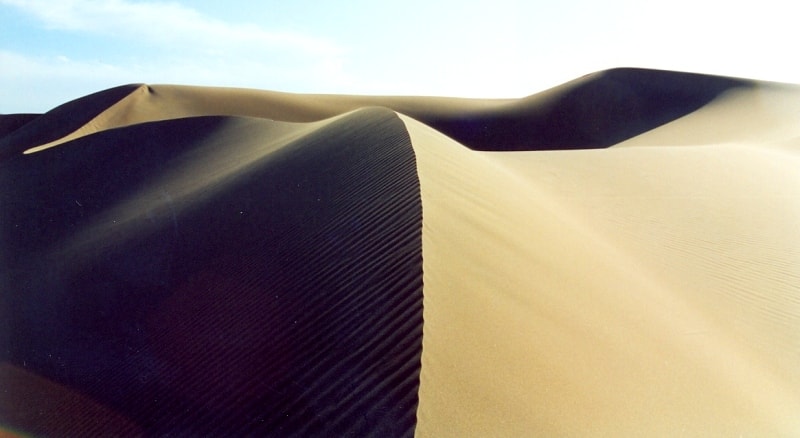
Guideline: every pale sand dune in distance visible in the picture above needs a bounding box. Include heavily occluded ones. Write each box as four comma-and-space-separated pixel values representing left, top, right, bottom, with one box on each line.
15, 67, 748, 155
2, 68, 799, 436
19, 84, 510, 154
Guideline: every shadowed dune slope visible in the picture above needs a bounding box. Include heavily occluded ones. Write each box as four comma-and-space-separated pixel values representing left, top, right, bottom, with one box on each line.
438, 67, 751, 150
0, 108, 423, 436
615, 79, 800, 148
2, 68, 800, 436
3, 68, 755, 155
0, 363, 142, 436
0, 85, 140, 159
0, 114, 40, 140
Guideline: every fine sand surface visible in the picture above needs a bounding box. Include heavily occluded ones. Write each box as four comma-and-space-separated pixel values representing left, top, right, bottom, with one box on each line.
2, 68, 800, 436
2, 108, 423, 436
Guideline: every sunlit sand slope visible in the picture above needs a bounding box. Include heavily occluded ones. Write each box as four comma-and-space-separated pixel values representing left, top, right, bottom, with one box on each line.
406, 114, 800, 436
1, 68, 799, 436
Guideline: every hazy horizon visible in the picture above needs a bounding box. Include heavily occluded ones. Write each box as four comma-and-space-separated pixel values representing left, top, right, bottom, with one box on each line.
2, 0, 798, 113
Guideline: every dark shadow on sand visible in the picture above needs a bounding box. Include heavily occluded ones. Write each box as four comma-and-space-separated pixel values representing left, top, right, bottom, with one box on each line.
1, 109, 423, 436
425, 68, 751, 151
0, 84, 141, 161
0, 114, 40, 139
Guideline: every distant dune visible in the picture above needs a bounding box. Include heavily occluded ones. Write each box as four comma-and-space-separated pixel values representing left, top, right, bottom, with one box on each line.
2, 68, 800, 436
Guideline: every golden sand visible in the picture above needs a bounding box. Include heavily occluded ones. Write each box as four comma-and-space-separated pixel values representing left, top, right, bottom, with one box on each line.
3, 68, 799, 436
406, 113, 800, 434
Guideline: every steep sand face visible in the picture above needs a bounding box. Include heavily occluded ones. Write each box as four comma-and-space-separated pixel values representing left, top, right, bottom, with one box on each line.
0, 114, 39, 139
0, 85, 140, 159
3, 68, 800, 436
17, 67, 757, 155
2, 109, 424, 436
404, 114, 800, 436
19, 84, 508, 154
615, 81, 800, 147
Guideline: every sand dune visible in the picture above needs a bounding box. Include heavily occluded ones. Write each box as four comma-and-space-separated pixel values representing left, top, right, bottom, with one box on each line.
406, 117, 800, 436
614, 79, 800, 148
3, 68, 750, 156
2, 68, 800, 436
0, 114, 39, 140
2, 108, 422, 436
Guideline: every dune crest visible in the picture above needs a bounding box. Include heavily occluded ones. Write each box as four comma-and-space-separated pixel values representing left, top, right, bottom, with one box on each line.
2, 68, 800, 436
2, 107, 423, 436
615, 81, 800, 147
8, 68, 773, 156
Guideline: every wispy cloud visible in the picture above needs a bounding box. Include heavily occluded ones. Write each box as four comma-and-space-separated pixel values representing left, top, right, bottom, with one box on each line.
0, 0, 354, 112
0, 49, 135, 112
1, 0, 342, 57
0, 46, 354, 112
0, 50, 123, 79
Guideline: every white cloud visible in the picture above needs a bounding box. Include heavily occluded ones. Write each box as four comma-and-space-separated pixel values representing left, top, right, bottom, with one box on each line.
0, 0, 354, 112
1, 0, 343, 57
0, 50, 122, 79
0, 50, 132, 112
5, 0, 798, 112
0, 48, 357, 113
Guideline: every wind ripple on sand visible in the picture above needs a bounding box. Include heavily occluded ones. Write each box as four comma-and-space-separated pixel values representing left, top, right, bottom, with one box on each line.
1, 108, 424, 436
3, 68, 800, 436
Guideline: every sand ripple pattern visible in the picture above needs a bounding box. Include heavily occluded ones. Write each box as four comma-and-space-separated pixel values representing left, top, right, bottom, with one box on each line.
1, 108, 423, 436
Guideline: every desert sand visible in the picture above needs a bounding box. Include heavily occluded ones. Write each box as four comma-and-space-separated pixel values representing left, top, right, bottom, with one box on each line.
1, 68, 799, 436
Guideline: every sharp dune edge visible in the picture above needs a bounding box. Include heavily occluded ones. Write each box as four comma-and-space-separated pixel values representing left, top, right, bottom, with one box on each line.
1, 68, 800, 436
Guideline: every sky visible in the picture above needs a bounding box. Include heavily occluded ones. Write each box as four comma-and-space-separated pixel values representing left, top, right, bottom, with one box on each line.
1, 0, 798, 113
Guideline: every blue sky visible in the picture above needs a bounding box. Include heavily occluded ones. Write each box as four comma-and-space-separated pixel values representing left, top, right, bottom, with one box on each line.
1, 0, 798, 113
